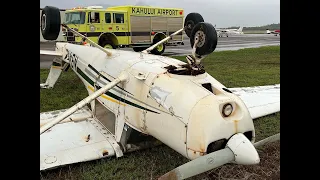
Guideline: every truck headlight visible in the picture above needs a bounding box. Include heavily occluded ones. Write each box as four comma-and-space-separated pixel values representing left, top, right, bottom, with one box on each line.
222, 103, 233, 117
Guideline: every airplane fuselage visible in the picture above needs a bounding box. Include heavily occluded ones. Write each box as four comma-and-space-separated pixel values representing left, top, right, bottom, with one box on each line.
218, 30, 243, 37
266, 29, 280, 35
56, 42, 255, 160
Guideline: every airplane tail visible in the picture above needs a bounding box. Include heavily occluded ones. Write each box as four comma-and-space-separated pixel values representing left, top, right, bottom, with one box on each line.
237, 26, 243, 32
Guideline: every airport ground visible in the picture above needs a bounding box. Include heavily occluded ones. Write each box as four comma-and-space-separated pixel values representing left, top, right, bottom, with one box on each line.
40, 34, 280, 68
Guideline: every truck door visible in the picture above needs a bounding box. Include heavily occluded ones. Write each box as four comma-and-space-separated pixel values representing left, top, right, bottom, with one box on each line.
112, 12, 129, 45
104, 12, 113, 33
86, 11, 102, 39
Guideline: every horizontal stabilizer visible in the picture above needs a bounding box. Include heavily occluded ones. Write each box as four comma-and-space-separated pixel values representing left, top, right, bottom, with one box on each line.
229, 84, 280, 119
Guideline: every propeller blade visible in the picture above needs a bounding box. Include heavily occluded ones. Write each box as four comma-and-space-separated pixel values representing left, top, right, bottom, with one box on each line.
254, 133, 280, 148
158, 133, 260, 180
159, 148, 234, 180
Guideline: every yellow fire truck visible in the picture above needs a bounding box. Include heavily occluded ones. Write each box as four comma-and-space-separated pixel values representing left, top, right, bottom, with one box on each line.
62, 5, 185, 55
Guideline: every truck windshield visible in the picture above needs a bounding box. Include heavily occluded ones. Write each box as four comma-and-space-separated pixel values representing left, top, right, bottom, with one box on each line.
64, 12, 86, 24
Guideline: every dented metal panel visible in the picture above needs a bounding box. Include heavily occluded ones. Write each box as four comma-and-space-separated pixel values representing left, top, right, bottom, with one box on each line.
141, 74, 212, 157
149, 86, 171, 110
229, 84, 280, 119
144, 95, 188, 157
121, 67, 152, 133
149, 74, 211, 124
186, 94, 255, 160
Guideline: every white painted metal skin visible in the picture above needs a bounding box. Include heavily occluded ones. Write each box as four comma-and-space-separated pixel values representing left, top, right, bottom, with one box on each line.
60, 43, 256, 157
40, 42, 280, 173
40, 72, 128, 135
230, 84, 280, 119
40, 107, 117, 171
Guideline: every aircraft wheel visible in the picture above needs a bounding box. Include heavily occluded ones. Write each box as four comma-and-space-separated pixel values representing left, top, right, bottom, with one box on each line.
41, 6, 61, 40
190, 22, 218, 56
184, 13, 204, 38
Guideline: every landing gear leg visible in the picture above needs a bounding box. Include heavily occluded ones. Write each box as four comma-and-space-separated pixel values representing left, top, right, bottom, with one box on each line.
40, 58, 69, 89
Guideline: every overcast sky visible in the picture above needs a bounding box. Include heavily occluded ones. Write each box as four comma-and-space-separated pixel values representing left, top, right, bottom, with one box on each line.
40, 0, 280, 28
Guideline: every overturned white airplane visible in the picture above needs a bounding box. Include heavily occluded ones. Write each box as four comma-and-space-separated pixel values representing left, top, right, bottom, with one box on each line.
40, 6, 280, 180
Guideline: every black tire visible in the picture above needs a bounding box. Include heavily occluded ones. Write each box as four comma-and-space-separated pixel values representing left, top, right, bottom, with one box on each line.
150, 39, 165, 55
190, 22, 218, 56
99, 34, 117, 49
184, 13, 204, 38
41, 6, 61, 41
100, 39, 116, 49
133, 47, 146, 52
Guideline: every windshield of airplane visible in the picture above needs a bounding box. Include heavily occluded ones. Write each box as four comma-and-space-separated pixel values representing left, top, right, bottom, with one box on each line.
64, 12, 86, 24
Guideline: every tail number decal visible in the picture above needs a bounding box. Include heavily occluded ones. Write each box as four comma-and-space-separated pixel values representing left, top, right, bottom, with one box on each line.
67, 50, 78, 70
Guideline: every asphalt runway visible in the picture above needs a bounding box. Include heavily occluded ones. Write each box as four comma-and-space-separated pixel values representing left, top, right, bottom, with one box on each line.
40, 34, 280, 68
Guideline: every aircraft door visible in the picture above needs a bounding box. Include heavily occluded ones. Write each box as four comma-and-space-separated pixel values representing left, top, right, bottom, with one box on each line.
91, 74, 125, 139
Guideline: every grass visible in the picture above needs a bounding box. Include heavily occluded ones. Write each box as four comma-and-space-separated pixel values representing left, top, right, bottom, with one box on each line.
40, 46, 280, 180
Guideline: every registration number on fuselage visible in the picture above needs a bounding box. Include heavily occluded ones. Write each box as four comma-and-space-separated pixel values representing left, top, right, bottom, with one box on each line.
65, 50, 79, 71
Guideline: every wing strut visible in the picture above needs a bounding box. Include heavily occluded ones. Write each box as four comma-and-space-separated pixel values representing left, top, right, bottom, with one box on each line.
40, 50, 68, 89
40, 72, 129, 135
40, 62, 63, 89
141, 29, 184, 54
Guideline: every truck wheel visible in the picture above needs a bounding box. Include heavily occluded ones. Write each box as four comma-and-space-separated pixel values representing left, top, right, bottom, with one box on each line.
151, 39, 165, 55
190, 22, 217, 56
41, 6, 61, 41
101, 40, 116, 49
184, 13, 204, 38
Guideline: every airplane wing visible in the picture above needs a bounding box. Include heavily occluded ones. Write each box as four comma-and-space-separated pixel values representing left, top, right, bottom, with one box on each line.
40, 107, 121, 171
229, 84, 280, 119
